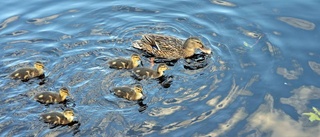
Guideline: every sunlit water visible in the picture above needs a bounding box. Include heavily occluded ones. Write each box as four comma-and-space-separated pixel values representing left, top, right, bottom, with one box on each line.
0, 0, 319, 136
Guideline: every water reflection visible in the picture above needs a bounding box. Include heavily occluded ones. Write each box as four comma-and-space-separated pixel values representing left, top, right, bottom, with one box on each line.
277, 60, 303, 80
281, 86, 320, 114
129, 75, 257, 135
0, 15, 19, 30
239, 93, 320, 137
308, 61, 320, 75
210, 0, 236, 7
278, 17, 316, 30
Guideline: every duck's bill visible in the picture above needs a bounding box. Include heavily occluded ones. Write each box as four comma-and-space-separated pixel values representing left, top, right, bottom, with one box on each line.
200, 47, 212, 54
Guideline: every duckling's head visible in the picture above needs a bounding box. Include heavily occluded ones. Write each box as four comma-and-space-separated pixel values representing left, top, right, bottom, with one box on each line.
184, 37, 211, 54
131, 54, 141, 62
34, 62, 45, 70
157, 63, 169, 72
59, 87, 70, 96
63, 108, 75, 121
133, 84, 143, 94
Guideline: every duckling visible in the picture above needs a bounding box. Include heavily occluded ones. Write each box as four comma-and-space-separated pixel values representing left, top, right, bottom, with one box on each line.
132, 63, 168, 79
111, 84, 143, 101
34, 87, 70, 104
10, 61, 44, 81
132, 34, 212, 60
108, 54, 141, 69
41, 108, 75, 125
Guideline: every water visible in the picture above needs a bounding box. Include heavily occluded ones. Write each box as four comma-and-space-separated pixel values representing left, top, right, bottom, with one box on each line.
1, 0, 319, 136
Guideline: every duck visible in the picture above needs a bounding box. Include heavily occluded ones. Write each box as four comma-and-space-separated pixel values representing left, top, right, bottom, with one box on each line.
41, 108, 75, 125
108, 54, 141, 69
10, 61, 45, 81
111, 84, 144, 101
34, 87, 70, 104
132, 34, 212, 60
132, 63, 168, 79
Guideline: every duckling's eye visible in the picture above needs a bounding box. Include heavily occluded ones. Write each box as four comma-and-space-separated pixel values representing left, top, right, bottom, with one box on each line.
134, 57, 140, 59
198, 42, 202, 44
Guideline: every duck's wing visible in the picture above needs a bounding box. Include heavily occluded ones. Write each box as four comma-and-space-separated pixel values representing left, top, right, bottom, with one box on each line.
133, 34, 184, 59
41, 112, 65, 124
112, 87, 133, 100
108, 58, 131, 69
34, 92, 59, 104
10, 68, 37, 80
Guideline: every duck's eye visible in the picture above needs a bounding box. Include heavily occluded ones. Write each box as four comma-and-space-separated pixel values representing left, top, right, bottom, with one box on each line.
196, 42, 204, 47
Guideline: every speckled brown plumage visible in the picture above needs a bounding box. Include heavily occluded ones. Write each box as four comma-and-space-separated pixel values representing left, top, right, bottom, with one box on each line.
132, 34, 211, 60
41, 109, 74, 125
34, 87, 70, 104
108, 54, 141, 69
112, 84, 143, 101
10, 62, 44, 80
132, 63, 168, 79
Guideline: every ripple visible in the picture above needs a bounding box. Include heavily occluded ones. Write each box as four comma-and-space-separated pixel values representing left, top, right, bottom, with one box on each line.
308, 61, 320, 75
278, 17, 316, 30
210, 0, 237, 7
0, 15, 19, 30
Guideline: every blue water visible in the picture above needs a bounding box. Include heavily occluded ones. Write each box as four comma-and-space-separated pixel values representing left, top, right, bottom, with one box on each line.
1, 0, 319, 136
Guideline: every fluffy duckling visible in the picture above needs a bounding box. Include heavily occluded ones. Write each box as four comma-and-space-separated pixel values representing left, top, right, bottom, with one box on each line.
112, 84, 143, 101
41, 108, 75, 125
34, 87, 70, 104
132, 63, 168, 79
108, 54, 141, 69
10, 61, 44, 81
132, 34, 212, 60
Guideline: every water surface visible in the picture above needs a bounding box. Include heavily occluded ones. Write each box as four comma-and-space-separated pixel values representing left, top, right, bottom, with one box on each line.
0, 0, 319, 136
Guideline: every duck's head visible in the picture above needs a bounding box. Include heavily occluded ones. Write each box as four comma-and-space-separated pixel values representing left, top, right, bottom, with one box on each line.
157, 63, 169, 72
131, 54, 141, 62
133, 84, 143, 94
34, 62, 45, 70
184, 37, 211, 54
59, 87, 70, 97
63, 108, 75, 121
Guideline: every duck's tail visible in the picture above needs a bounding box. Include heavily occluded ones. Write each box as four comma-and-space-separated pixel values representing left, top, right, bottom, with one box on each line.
132, 40, 143, 49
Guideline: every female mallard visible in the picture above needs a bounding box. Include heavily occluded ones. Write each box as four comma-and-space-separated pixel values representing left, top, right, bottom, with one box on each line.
34, 87, 70, 104
132, 63, 168, 79
108, 54, 141, 69
111, 84, 143, 101
41, 108, 75, 125
10, 61, 44, 81
132, 34, 212, 60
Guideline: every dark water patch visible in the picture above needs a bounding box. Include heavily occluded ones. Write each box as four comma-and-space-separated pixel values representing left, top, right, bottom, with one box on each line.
184, 53, 211, 70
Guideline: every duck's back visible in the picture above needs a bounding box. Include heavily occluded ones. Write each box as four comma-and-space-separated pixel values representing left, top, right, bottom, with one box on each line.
108, 58, 132, 69
112, 87, 133, 99
132, 67, 157, 78
133, 34, 185, 59
10, 68, 39, 79
34, 92, 60, 104
41, 112, 69, 124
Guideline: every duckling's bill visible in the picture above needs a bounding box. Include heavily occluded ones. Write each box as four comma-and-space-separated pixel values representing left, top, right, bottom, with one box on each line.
200, 46, 212, 54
